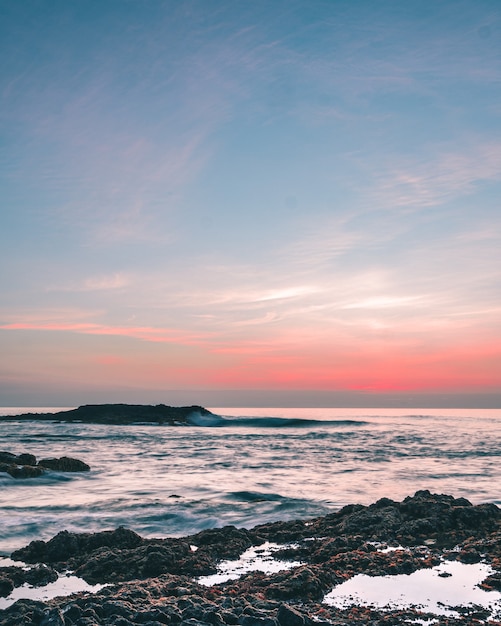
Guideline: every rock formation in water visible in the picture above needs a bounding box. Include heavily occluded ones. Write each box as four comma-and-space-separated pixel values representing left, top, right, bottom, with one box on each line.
0, 452, 90, 479
0, 404, 213, 425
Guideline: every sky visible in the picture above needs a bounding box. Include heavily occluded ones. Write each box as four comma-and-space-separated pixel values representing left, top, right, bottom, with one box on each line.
1, 0, 501, 408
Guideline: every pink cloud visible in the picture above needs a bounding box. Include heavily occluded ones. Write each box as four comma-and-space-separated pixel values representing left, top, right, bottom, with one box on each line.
0, 322, 209, 346
2, 321, 500, 395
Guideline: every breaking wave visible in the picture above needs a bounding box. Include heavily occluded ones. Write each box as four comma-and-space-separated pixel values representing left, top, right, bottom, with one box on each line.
187, 413, 367, 428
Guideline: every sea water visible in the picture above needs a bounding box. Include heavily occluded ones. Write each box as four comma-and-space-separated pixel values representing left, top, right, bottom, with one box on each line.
0, 407, 500, 557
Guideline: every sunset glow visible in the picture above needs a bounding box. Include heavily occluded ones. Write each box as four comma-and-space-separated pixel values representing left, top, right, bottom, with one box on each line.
1, 1, 501, 407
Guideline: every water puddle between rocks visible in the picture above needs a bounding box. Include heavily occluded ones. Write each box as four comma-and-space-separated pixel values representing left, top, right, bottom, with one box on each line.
0, 557, 106, 610
3, 547, 501, 621
197, 541, 303, 585
323, 559, 501, 619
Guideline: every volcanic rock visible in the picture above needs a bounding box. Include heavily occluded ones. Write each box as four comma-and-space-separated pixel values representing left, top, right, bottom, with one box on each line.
12, 527, 143, 565
2, 491, 501, 626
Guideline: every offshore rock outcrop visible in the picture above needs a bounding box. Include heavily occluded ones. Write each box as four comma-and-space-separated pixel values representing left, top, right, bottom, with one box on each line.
0, 404, 215, 425
0, 451, 90, 479
2, 491, 501, 625
37, 457, 90, 472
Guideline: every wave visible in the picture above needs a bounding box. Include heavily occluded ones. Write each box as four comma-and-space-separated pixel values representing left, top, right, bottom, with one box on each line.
227, 490, 286, 503
0, 471, 77, 487
186, 412, 368, 428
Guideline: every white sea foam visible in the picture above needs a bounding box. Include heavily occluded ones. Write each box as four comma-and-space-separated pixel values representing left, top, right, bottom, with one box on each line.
186, 411, 225, 426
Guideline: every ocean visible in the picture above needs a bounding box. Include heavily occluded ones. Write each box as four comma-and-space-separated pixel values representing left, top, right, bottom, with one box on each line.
1, 406, 500, 558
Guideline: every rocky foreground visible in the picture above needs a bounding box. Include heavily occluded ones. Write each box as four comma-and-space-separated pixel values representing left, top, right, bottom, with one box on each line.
1, 491, 501, 625
0, 404, 214, 425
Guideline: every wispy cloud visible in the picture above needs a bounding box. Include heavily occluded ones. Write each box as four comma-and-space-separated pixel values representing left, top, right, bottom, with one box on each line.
51, 273, 132, 292
373, 141, 501, 209
341, 296, 426, 310
0, 321, 210, 346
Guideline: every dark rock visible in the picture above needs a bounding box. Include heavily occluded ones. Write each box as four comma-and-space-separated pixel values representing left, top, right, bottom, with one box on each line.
16, 453, 37, 466
0, 462, 13, 474
73, 539, 196, 583
133, 607, 173, 623
239, 618, 277, 626
38, 456, 90, 472
0, 576, 14, 597
221, 609, 239, 624
265, 566, 326, 601
43, 529, 80, 562
457, 548, 482, 564
0, 403, 216, 425
0, 450, 92, 478
200, 609, 226, 625
11, 539, 47, 563
0, 452, 17, 464
453, 502, 500, 527
61, 603, 82, 622
12, 526, 143, 565
180, 596, 219, 623
109, 618, 135, 626
454, 497, 474, 507
300, 489, 501, 547
250, 520, 308, 544
40, 607, 65, 625
0, 599, 48, 626
338, 503, 403, 538
310, 536, 353, 562
479, 571, 501, 591
191, 526, 253, 560
0, 452, 17, 465
276, 603, 306, 626
4, 464, 45, 479
373, 497, 398, 509
102, 599, 134, 618
81, 602, 104, 618
0, 564, 58, 593
24, 564, 59, 587
141, 544, 195, 578
75, 618, 105, 626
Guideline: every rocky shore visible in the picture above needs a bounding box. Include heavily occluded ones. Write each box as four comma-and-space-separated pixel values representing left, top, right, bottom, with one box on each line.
1, 491, 500, 625
0, 404, 214, 425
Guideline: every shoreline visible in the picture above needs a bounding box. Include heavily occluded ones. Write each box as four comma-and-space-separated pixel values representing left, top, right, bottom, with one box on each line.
1, 490, 500, 625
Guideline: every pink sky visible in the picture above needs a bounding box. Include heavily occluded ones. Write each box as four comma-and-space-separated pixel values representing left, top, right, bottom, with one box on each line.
1, 318, 500, 406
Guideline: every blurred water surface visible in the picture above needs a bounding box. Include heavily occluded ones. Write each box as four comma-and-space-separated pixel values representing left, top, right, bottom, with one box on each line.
0, 407, 500, 555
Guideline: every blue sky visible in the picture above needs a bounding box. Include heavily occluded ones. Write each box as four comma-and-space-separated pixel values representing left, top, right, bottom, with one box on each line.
1, 1, 501, 407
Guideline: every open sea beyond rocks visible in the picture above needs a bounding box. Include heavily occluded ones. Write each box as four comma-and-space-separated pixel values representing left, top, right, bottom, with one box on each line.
1, 406, 500, 556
